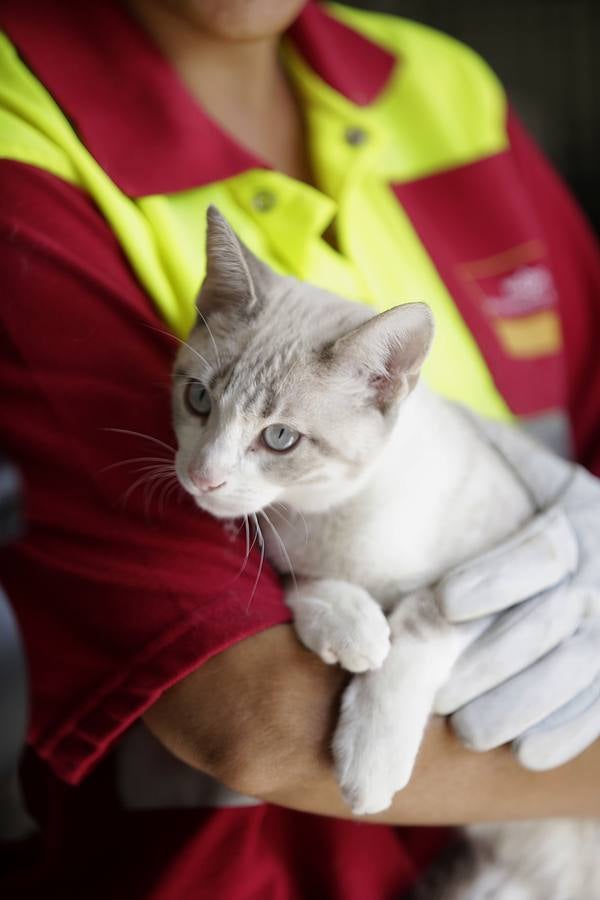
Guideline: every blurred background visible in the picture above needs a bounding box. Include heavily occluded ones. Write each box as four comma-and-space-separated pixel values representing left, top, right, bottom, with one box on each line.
346, 0, 600, 233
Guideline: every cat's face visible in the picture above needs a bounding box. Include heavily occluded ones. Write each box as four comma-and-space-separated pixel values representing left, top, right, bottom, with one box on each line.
172, 207, 433, 518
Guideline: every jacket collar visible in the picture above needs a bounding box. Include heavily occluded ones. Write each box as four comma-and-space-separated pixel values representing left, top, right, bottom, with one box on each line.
1, 1, 395, 196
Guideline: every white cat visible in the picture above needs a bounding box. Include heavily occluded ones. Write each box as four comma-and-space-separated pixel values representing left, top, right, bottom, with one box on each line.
172, 207, 599, 899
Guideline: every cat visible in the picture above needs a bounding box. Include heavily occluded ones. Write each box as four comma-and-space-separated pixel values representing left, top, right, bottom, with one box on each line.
172, 206, 599, 899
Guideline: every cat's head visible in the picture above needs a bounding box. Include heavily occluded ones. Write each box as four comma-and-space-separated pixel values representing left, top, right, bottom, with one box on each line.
172, 206, 434, 518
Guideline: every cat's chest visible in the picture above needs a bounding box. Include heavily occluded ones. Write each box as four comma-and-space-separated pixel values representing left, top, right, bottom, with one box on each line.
262, 494, 445, 605
262, 451, 531, 606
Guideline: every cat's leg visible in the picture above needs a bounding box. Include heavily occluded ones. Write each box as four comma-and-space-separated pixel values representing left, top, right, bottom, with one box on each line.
286, 579, 391, 673
333, 589, 479, 814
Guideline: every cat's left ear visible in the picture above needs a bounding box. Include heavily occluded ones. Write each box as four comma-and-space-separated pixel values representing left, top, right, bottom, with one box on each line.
330, 302, 434, 412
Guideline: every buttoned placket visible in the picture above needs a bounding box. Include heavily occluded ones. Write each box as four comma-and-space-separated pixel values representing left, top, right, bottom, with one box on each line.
223, 43, 388, 304
281, 42, 390, 302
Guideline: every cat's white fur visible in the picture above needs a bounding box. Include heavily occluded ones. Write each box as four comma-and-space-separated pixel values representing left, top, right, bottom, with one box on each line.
266, 386, 532, 809
173, 208, 599, 899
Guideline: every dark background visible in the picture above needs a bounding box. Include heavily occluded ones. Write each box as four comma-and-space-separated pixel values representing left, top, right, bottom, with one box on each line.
346, 0, 600, 233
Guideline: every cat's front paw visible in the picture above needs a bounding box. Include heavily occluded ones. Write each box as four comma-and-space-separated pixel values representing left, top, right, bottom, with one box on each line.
290, 581, 391, 673
332, 667, 432, 815
333, 675, 408, 815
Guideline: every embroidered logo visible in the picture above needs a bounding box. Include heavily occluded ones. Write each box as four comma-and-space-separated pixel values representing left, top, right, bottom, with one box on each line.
483, 264, 558, 318
458, 242, 562, 359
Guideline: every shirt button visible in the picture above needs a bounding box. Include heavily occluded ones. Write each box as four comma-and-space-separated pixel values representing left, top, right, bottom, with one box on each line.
252, 190, 277, 212
345, 126, 368, 147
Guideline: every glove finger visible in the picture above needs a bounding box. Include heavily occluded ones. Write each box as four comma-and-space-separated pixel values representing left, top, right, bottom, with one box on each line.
437, 507, 578, 622
513, 673, 600, 770
434, 587, 585, 714
450, 621, 600, 751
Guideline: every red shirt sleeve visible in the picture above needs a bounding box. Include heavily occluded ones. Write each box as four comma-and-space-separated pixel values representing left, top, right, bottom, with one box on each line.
507, 109, 600, 475
0, 161, 291, 785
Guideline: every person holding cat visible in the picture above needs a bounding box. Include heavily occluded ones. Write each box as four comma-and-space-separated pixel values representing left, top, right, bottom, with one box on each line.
0, 1, 599, 898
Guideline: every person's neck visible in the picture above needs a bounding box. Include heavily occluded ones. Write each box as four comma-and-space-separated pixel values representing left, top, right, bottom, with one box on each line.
126, 0, 312, 182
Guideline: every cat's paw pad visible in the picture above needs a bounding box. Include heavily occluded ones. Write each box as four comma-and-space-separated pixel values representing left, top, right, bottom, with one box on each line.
295, 587, 391, 673
332, 677, 416, 815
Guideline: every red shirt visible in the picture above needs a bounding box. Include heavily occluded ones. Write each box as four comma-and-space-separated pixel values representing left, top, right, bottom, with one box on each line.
1, 2, 599, 898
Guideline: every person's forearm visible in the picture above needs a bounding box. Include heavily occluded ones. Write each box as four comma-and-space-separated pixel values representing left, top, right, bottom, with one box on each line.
263, 717, 600, 824
145, 624, 600, 825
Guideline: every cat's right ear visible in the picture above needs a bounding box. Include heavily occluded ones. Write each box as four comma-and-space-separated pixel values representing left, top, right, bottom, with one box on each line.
199, 206, 274, 318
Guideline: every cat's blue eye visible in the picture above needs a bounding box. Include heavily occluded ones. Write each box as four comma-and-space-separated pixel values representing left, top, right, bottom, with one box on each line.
185, 381, 212, 416
262, 423, 300, 452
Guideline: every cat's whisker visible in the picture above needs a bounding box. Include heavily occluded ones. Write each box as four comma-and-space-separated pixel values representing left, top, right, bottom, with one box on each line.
119, 471, 160, 507
103, 427, 176, 455
156, 477, 172, 514
260, 509, 297, 594
143, 323, 213, 371
143, 470, 179, 516
233, 515, 252, 582
132, 462, 176, 472
245, 515, 261, 567
195, 305, 221, 369
226, 516, 258, 587
268, 503, 292, 528
157, 474, 182, 515
124, 463, 177, 484
244, 514, 250, 562
226, 517, 248, 539
233, 517, 247, 537
142, 470, 175, 505
143, 473, 162, 515
272, 502, 310, 545
247, 516, 259, 557
120, 468, 176, 509
296, 509, 310, 545
247, 513, 265, 611
99, 455, 174, 474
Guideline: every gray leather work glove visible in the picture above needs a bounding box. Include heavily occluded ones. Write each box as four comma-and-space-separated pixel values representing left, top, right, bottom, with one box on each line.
433, 414, 600, 771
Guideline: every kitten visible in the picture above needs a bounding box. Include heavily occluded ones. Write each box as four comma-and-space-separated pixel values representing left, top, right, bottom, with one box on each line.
172, 207, 599, 899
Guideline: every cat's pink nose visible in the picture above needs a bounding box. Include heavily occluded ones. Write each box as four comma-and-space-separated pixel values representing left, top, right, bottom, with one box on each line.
189, 473, 227, 493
